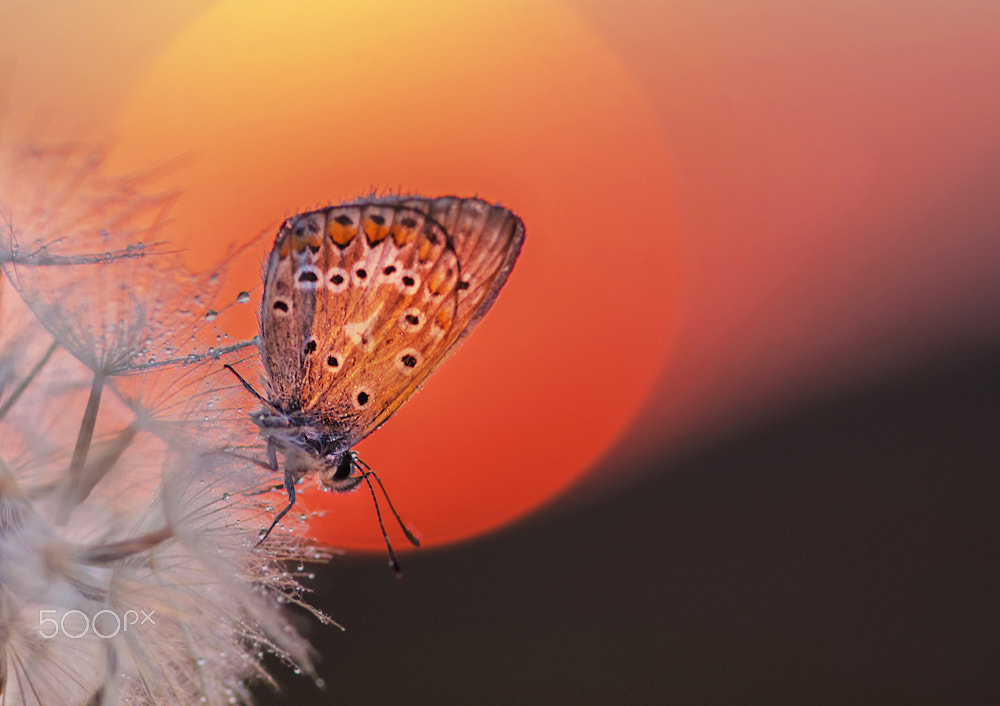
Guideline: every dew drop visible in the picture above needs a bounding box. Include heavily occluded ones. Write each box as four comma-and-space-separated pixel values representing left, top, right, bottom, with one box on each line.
237, 291, 251, 303
205, 310, 218, 321
196, 657, 207, 666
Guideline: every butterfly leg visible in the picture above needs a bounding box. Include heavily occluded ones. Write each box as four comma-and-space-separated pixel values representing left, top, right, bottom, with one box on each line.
246, 440, 285, 496
245, 481, 285, 496
257, 465, 297, 544
267, 436, 279, 471
257, 436, 300, 543
202, 448, 273, 470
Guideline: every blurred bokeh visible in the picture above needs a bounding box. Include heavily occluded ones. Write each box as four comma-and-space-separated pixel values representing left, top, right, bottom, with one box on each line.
3, 0, 999, 702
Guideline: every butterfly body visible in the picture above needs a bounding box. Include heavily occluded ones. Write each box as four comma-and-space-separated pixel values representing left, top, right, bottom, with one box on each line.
252, 196, 524, 533
249, 406, 356, 489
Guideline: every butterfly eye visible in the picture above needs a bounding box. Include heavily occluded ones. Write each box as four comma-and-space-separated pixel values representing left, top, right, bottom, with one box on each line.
303, 340, 317, 355
327, 267, 349, 292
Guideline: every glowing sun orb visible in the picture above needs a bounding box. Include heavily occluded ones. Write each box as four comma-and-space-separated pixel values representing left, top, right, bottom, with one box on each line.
112, 0, 677, 551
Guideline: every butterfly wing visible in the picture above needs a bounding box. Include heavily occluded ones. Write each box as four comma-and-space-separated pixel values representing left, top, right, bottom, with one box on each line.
259, 196, 524, 443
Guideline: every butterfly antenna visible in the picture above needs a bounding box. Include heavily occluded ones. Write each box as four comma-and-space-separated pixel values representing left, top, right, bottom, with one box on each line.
356, 467, 404, 577
355, 457, 421, 547
257, 468, 297, 545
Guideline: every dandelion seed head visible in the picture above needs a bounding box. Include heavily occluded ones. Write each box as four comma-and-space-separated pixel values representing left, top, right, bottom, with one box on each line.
0, 143, 330, 705
1, 143, 253, 379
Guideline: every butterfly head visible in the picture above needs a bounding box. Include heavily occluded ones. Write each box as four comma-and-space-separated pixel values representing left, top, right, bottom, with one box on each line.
250, 408, 359, 489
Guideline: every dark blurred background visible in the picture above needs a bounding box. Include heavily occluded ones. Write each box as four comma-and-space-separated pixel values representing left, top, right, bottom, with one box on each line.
260, 337, 1000, 705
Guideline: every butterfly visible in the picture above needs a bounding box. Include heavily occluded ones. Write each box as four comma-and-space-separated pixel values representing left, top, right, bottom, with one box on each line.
228, 196, 524, 570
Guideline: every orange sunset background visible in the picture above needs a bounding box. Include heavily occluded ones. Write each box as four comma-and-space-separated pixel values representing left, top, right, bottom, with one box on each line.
4, 0, 677, 550
4, 1, 1000, 703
